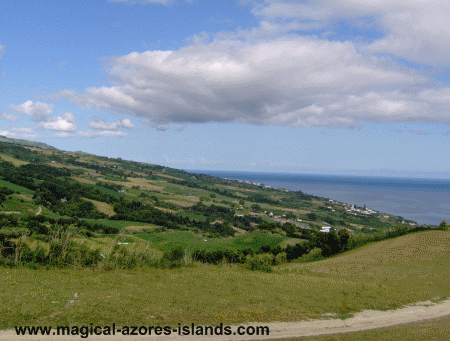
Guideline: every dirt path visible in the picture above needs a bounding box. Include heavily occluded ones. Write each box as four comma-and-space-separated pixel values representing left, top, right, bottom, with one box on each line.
35, 205, 41, 216
1, 298, 449, 340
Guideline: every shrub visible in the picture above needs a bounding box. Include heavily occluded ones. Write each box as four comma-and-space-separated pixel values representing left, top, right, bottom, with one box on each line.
245, 253, 274, 272
274, 252, 287, 265
163, 246, 184, 262
295, 247, 324, 263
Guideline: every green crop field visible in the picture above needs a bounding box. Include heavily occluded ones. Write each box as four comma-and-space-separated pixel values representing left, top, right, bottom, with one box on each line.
79, 219, 156, 230
136, 230, 305, 252
0, 179, 34, 194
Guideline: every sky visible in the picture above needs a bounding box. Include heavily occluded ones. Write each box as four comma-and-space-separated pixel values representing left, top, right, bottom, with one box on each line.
1, 0, 450, 178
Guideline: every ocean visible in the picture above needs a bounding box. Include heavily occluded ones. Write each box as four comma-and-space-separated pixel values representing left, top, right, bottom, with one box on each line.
192, 170, 450, 226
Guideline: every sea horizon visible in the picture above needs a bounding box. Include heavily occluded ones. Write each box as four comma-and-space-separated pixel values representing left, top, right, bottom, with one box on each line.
187, 169, 450, 226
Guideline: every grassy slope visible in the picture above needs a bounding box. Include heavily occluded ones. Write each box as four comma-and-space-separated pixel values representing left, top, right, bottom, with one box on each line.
1, 230, 449, 330
136, 230, 297, 252
0, 179, 33, 194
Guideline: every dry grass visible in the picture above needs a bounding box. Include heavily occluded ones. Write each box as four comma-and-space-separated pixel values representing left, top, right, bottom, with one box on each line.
215, 184, 257, 193
164, 200, 195, 207
153, 172, 184, 181
232, 226, 247, 234
124, 225, 159, 232
70, 176, 96, 185
82, 198, 115, 217
0, 153, 28, 166
173, 194, 199, 202
98, 178, 165, 192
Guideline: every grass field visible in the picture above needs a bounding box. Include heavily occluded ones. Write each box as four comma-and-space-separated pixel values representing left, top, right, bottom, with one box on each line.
1, 230, 449, 331
0, 153, 29, 167
79, 219, 155, 230
0, 179, 34, 194
82, 198, 115, 217
136, 230, 293, 252
0, 196, 37, 214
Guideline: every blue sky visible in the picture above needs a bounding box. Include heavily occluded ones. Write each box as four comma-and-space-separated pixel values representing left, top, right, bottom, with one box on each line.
1, 0, 450, 178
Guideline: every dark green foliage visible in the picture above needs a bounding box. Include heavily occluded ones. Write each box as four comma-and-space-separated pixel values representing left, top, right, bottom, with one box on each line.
338, 229, 351, 251
0, 186, 15, 205
247, 259, 273, 272
163, 245, 184, 262
307, 212, 318, 221
57, 197, 107, 219
285, 243, 310, 260
96, 181, 122, 191
27, 220, 49, 235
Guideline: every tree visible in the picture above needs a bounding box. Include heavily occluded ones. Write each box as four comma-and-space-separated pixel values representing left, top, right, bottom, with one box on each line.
251, 204, 261, 212
307, 212, 317, 221
338, 229, 351, 251
439, 220, 448, 231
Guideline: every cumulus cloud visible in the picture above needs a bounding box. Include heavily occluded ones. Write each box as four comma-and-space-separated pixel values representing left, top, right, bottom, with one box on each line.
56, 35, 435, 129
252, 0, 450, 66
0, 126, 39, 138
89, 117, 134, 130
0, 130, 16, 138
10, 127, 38, 138
77, 130, 127, 138
52, 130, 127, 139
37, 113, 76, 131
50, 1, 450, 129
9, 100, 53, 119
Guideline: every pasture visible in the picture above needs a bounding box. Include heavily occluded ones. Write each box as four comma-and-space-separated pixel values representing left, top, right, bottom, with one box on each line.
1, 230, 449, 332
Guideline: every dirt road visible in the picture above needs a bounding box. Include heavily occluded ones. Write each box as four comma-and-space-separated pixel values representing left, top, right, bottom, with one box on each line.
1, 298, 449, 340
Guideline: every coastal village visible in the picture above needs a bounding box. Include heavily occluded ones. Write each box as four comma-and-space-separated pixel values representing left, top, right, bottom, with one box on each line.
226, 177, 418, 234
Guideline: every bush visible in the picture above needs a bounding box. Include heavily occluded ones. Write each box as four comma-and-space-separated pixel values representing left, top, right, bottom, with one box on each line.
246, 259, 273, 273
295, 247, 324, 263
163, 246, 184, 262
274, 252, 287, 265
245, 253, 274, 272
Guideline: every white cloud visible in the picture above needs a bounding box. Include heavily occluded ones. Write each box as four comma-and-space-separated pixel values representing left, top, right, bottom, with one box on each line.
9, 100, 53, 118
252, 0, 450, 66
52, 129, 127, 139
50, 1, 450, 129
0, 110, 17, 122
76, 130, 127, 138
37, 113, 76, 131
56, 35, 434, 129
10, 127, 38, 138
0, 126, 39, 138
0, 130, 16, 138
89, 117, 134, 130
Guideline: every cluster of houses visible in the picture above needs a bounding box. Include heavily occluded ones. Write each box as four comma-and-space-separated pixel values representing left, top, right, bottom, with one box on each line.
342, 203, 377, 216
